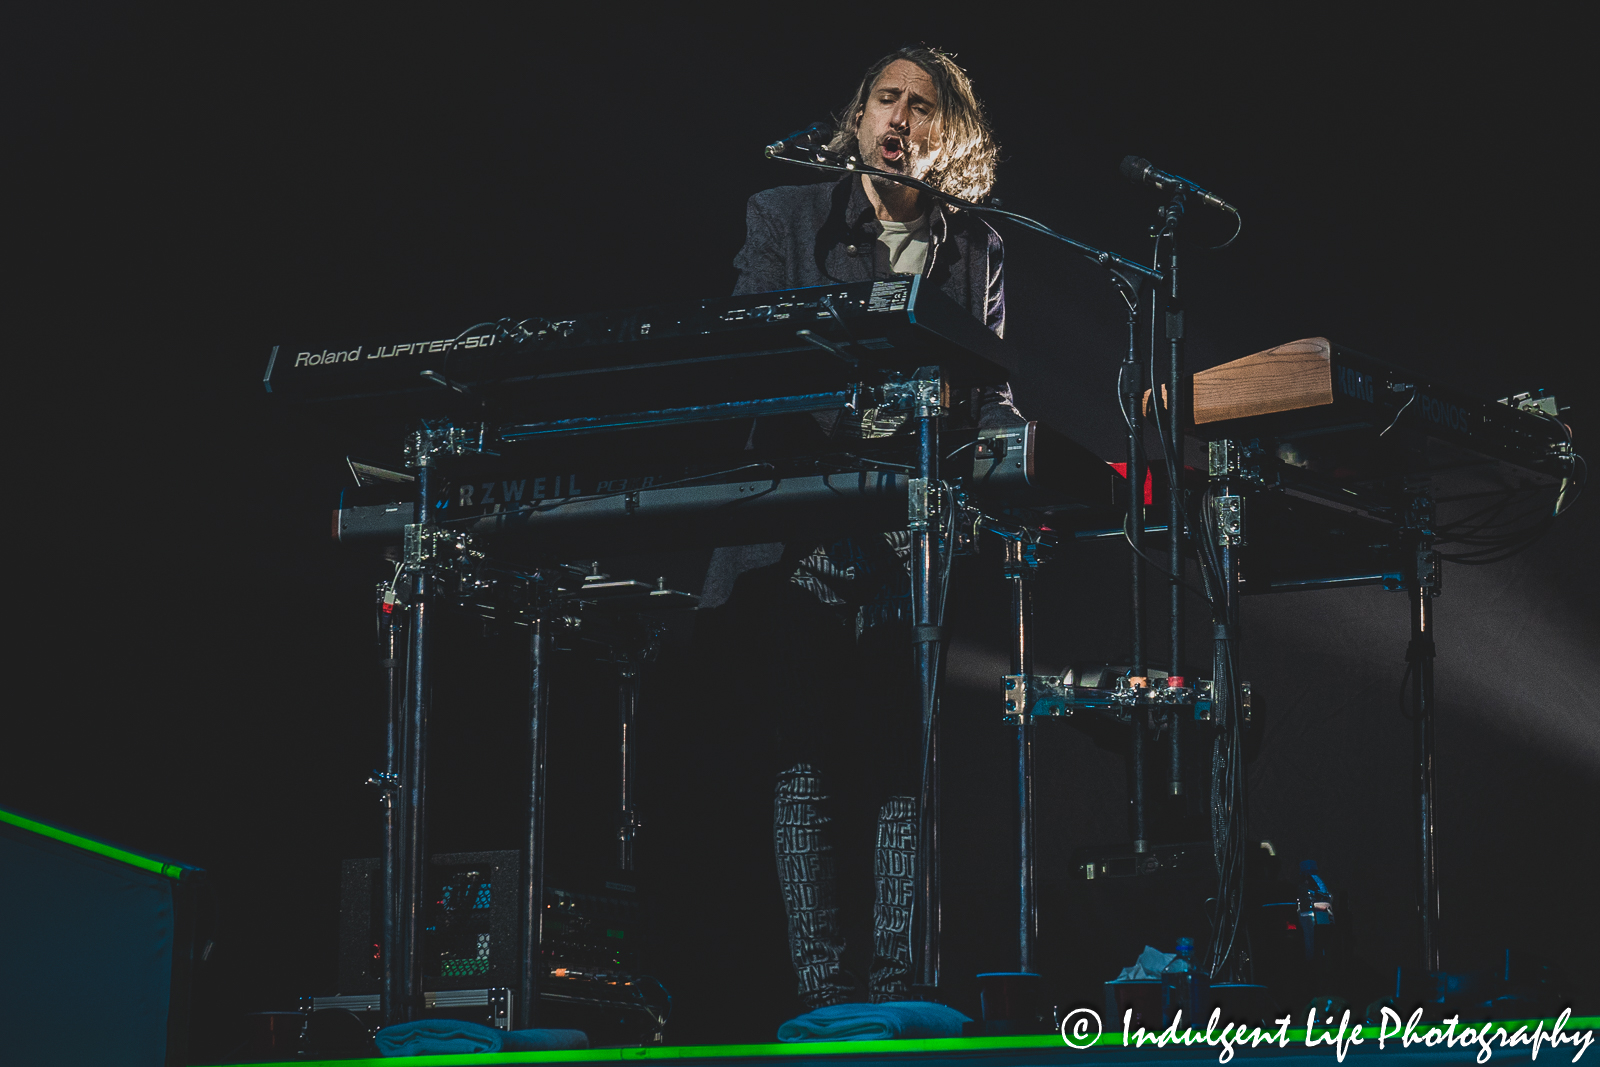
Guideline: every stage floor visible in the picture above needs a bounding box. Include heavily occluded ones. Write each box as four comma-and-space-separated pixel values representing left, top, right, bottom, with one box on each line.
241, 1015, 1597, 1067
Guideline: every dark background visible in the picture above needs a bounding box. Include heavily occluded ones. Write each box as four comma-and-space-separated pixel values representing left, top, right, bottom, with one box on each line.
7, 6, 1597, 1059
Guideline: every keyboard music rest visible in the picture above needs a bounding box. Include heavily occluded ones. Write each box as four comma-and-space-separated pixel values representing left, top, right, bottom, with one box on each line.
1177, 337, 1569, 499
1190, 340, 1561, 476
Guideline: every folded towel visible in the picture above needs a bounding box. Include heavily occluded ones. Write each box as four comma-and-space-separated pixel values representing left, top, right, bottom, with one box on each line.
375, 1018, 589, 1056
1114, 944, 1177, 981
777, 1001, 972, 1042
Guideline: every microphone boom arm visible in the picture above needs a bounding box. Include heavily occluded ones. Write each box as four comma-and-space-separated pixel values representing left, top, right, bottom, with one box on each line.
767, 145, 1162, 284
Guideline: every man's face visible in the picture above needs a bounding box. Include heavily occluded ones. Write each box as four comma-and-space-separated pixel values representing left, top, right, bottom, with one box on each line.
854, 59, 940, 181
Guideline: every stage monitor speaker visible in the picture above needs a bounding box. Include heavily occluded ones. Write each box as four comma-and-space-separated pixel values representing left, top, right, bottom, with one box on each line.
0, 806, 204, 1067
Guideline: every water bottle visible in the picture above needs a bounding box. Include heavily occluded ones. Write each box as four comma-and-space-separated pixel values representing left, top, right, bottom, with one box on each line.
1162, 936, 1207, 1027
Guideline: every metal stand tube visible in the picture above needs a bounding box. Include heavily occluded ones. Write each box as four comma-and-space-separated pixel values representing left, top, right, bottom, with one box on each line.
1130, 706, 1148, 853
379, 593, 403, 1026
912, 379, 941, 992
1004, 538, 1037, 972
520, 616, 551, 1027
1123, 319, 1146, 677
1411, 574, 1440, 972
1164, 233, 1186, 799
397, 466, 434, 1022
618, 659, 639, 872
1121, 306, 1149, 853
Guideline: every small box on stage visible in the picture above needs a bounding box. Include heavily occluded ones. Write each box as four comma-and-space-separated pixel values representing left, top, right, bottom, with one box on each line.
1208, 983, 1273, 1027
339, 851, 519, 992
1104, 980, 1162, 1031
337, 851, 644, 993
334, 851, 665, 1043
308, 988, 513, 1033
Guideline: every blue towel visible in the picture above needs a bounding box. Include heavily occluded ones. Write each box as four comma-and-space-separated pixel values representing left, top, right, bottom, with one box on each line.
375, 1018, 589, 1056
776, 1001, 972, 1042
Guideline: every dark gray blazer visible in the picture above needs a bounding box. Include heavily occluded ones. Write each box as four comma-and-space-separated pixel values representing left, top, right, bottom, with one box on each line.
701, 175, 1019, 608
731, 175, 1005, 337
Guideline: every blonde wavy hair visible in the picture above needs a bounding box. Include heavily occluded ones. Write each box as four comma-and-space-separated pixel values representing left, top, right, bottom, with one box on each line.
827, 46, 999, 203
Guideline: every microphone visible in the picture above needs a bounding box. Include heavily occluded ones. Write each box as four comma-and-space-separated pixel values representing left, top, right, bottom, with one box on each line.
765, 121, 832, 158
1120, 155, 1238, 214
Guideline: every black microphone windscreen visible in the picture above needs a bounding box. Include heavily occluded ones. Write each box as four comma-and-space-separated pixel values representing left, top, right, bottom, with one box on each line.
1120, 155, 1152, 183
795, 122, 831, 146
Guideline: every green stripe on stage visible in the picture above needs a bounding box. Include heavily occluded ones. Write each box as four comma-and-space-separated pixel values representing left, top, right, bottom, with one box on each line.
257, 1016, 1600, 1067
619, 1036, 1067, 1058
281, 1036, 1066, 1066
0, 805, 200, 881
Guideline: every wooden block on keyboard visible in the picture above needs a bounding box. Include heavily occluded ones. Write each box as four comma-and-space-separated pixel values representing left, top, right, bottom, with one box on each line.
1191, 337, 1333, 424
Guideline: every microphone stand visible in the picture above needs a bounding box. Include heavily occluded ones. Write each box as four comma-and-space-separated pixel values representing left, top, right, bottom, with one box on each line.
768, 143, 1162, 989
1156, 190, 1187, 809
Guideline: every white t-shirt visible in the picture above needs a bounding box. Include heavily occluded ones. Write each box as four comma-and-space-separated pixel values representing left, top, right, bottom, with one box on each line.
877, 214, 930, 276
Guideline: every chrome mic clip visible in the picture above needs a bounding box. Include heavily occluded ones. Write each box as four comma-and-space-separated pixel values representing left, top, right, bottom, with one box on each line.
764, 121, 831, 159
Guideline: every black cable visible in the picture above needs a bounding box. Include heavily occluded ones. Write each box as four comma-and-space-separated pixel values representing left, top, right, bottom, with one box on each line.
1210, 210, 1244, 251
1439, 510, 1555, 549
1434, 485, 1548, 534
817, 456, 919, 474
1554, 451, 1588, 516
1378, 387, 1417, 437
1143, 228, 1199, 615
1207, 631, 1248, 978
1191, 486, 1247, 978
1439, 529, 1553, 565
1122, 512, 1212, 603
1147, 232, 1184, 487
945, 439, 978, 462
1115, 326, 1208, 600
1438, 490, 1557, 538
1398, 660, 1415, 722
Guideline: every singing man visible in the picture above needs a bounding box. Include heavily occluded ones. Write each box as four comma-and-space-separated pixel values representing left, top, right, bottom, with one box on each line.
708, 46, 1021, 1011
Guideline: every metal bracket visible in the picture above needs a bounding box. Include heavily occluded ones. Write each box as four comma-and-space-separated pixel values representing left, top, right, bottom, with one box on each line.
1001, 674, 1027, 722
1209, 438, 1237, 478
878, 370, 945, 416
1400, 491, 1435, 537
1020, 673, 1220, 722
1209, 438, 1263, 483
487, 988, 512, 1031
1215, 495, 1245, 546
365, 771, 399, 803
405, 419, 492, 468
403, 523, 446, 569
948, 493, 983, 556
907, 477, 930, 532
1414, 544, 1442, 595
998, 526, 1048, 579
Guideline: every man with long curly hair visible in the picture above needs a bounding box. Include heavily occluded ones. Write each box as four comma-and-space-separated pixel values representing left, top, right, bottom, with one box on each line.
713, 47, 1021, 1012
733, 46, 1004, 332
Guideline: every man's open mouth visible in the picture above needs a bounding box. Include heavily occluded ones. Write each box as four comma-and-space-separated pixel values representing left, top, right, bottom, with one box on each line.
881, 136, 905, 166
